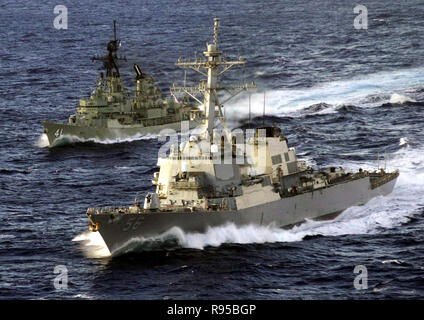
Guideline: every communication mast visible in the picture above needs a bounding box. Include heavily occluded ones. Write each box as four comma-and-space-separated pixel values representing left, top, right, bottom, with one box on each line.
171, 18, 256, 138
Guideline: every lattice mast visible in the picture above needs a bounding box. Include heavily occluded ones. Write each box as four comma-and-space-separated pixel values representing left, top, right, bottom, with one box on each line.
172, 18, 255, 138
92, 20, 127, 77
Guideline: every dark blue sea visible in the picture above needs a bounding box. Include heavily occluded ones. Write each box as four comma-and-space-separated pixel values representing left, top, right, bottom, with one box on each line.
1, 0, 424, 299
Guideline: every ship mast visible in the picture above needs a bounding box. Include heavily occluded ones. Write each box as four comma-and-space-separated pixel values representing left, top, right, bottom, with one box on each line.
92, 20, 127, 77
172, 18, 255, 139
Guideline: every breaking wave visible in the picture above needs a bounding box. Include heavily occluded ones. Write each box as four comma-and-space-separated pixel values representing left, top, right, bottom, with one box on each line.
226, 67, 424, 119
389, 93, 416, 104
33, 133, 49, 148
72, 231, 111, 259
399, 137, 409, 147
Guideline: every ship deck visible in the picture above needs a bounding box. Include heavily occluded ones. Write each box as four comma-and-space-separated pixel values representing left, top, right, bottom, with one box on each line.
86, 170, 399, 216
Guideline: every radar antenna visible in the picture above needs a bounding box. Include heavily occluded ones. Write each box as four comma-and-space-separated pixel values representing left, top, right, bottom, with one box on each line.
171, 18, 256, 138
92, 20, 127, 77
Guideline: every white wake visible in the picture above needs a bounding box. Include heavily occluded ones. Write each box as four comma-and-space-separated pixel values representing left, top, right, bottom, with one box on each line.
225, 67, 424, 120
33, 133, 49, 148
72, 231, 111, 259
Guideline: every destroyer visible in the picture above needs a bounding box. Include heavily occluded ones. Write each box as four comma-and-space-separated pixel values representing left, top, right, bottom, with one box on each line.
42, 21, 199, 147
86, 19, 399, 254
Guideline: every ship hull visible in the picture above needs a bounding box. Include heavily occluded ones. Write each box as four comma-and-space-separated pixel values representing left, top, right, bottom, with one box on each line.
88, 175, 398, 254
42, 120, 198, 147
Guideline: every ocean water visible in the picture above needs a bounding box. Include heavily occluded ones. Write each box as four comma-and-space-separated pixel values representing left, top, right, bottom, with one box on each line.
0, 0, 424, 299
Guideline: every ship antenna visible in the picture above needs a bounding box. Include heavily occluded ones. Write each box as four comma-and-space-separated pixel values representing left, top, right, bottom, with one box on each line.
384, 149, 387, 170
262, 91, 266, 127
214, 17, 219, 46
113, 19, 117, 41
248, 93, 251, 129
173, 18, 256, 139
91, 20, 126, 78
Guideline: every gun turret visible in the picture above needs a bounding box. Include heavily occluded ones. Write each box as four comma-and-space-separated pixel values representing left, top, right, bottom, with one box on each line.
134, 64, 145, 80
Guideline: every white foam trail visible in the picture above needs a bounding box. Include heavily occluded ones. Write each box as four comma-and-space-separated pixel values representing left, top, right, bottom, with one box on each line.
48, 125, 208, 147
52, 133, 159, 147
34, 134, 49, 148
180, 224, 304, 250
389, 93, 416, 104
72, 294, 93, 299
72, 231, 111, 258
226, 67, 424, 119
114, 166, 131, 170
0, 234, 15, 239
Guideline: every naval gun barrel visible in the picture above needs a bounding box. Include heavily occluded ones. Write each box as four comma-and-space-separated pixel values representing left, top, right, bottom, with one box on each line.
134, 64, 144, 79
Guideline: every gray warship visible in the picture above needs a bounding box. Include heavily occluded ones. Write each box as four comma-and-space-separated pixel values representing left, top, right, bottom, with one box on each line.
86, 19, 399, 254
42, 21, 199, 147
